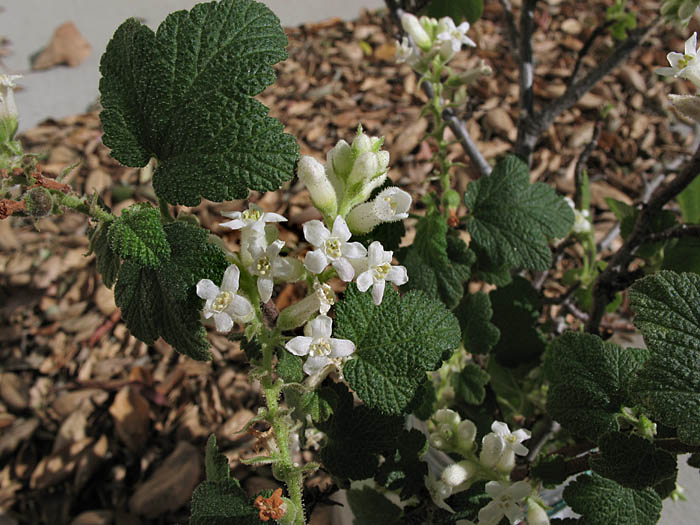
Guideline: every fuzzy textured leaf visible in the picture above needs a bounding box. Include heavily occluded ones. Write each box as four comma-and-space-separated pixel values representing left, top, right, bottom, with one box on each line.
347, 487, 402, 525
464, 155, 573, 271
99, 0, 299, 206
114, 221, 228, 360
336, 285, 461, 415
455, 363, 490, 405
629, 271, 700, 444
399, 213, 474, 309
545, 332, 650, 442
454, 291, 500, 355
376, 429, 428, 500
191, 435, 260, 524
590, 432, 677, 489
564, 473, 662, 525
88, 221, 121, 288
318, 382, 402, 481
108, 203, 170, 268
276, 349, 304, 383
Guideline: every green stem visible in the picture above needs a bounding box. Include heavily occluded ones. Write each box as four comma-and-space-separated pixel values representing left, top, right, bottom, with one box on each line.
259, 330, 306, 525
159, 197, 175, 223
60, 193, 114, 222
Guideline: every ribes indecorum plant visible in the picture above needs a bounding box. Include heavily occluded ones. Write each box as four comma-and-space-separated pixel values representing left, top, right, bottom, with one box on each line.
3, 0, 700, 524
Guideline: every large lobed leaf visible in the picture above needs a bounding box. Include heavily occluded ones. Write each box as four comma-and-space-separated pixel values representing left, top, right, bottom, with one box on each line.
108, 203, 170, 268
99, 0, 299, 206
464, 155, 573, 271
629, 271, 700, 445
399, 213, 474, 310
564, 473, 662, 525
114, 220, 228, 360
335, 285, 461, 415
545, 332, 650, 442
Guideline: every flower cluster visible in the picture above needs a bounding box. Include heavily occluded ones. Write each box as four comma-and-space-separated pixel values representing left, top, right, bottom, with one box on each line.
657, 32, 700, 121
564, 197, 592, 235
399, 13, 475, 65
425, 410, 534, 523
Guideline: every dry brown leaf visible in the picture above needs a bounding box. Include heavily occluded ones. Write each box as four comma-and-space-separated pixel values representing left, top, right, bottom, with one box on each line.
128, 441, 201, 518
109, 386, 150, 452
33, 22, 91, 70
0, 418, 39, 457
390, 118, 428, 160
30, 437, 92, 489
0, 373, 29, 411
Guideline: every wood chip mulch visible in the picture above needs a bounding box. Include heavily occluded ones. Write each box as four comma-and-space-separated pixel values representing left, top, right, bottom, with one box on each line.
0, 3, 695, 524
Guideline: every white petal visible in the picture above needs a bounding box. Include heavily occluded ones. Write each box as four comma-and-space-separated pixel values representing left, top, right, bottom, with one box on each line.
221, 265, 240, 293
509, 480, 532, 500
491, 421, 510, 437
303, 220, 330, 247
484, 481, 508, 499
512, 428, 531, 442
258, 277, 274, 303
512, 442, 529, 456
367, 241, 385, 266
286, 336, 312, 356
263, 212, 287, 223
304, 250, 328, 274
503, 501, 523, 524
687, 32, 698, 56
371, 279, 386, 305
213, 312, 233, 333
477, 501, 504, 525
273, 257, 296, 281
656, 66, 678, 77
333, 257, 355, 282
196, 279, 220, 300
303, 356, 330, 376
356, 270, 373, 292
330, 338, 355, 357
331, 216, 352, 242
311, 315, 333, 338
229, 295, 253, 319
219, 218, 245, 230
341, 241, 368, 259
220, 211, 242, 219
387, 265, 408, 286
267, 239, 285, 258
668, 51, 685, 69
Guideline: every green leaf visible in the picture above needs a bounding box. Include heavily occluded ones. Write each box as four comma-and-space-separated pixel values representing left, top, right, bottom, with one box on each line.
336, 285, 461, 415
531, 454, 568, 487
629, 271, 700, 445
489, 276, 545, 366
545, 332, 650, 442
678, 175, 700, 223
590, 432, 677, 490
454, 291, 500, 355
347, 487, 402, 525
399, 213, 474, 309
607, 197, 679, 259
285, 385, 336, 424
454, 363, 489, 405
406, 377, 437, 420
317, 382, 403, 481
564, 473, 662, 525
108, 203, 170, 268
114, 221, 228, 360
464, 155, 573, 271
88, 221, 121, 288
375, 429, 428, 501
486, 360, 532, 420
662, 237, 700, 275
191, 435, 261, 524
355, 220, 405, 252
425, 0, 484, 23
276, 349, 304, 383
99, 0, 299, 206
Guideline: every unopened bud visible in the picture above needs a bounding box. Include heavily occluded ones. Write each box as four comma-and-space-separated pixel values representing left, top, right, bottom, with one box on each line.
298, 156, 338, 217
327, 139, 353, 179
434, 408, 461, 426
401, 13, 432, 51
346, 201, 381, 234
527, 500, 550, 525
352, 133, 373, 155
348, 151, 378, 186
442, 460, 477, 488
456, 419, 477, 445
479, 433, 506, 469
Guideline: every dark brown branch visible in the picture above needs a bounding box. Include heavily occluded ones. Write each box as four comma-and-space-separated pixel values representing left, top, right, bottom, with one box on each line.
587, 144, 700, 334
499, 0, 519, 53
518, 0, 537, 120
574, 122, 602, 207
568, 20, 614, 86
640, 224, 700, 244
516, 17, 661, 163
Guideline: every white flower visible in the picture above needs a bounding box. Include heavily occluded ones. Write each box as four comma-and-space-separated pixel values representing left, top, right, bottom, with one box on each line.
314, 281, 335, 315
355, 241, 408, 305
346, 186, 411, 234
220, 203, 286, 235
425, 472, 456, 512
401, 12, 432, 51
0, 74, 21, 120
657, 32, 700, 89
478, 480, 531, 525
303, 216, 367, 281
276, 281, 335, 331
285, 315, 355, 375
248, 239, 296, 303
436, 17, 476, 61
396, 36, 422, 66
491, 421, 531, 457
564, 197, 592, 235
196, 264, 254, 332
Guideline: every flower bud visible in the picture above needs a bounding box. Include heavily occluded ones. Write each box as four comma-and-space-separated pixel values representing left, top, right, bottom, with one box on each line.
347, 151, 379, 186
479, 433, 506, 469
346, 201, 381, 234
429, 432, 447, 450
327, 139, 353, 179
434, 408, 461, 426
441, 460, 477, 488
527, 500, 550, 525
401, 13, 432, 51
352, 133, 373, 155
298, 155, 338, 217
376, 150, 390, 172
456, 419, 477, 445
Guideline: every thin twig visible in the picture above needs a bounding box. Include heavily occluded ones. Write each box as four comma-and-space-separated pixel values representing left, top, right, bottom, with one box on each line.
499, 0, 519, 52
516, 17, 661, 163
587, 143, 700, 334
518, 0, 537, 120
574, 122, 602, 207
568, 20, 614, 86
640, 223, 700, 244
